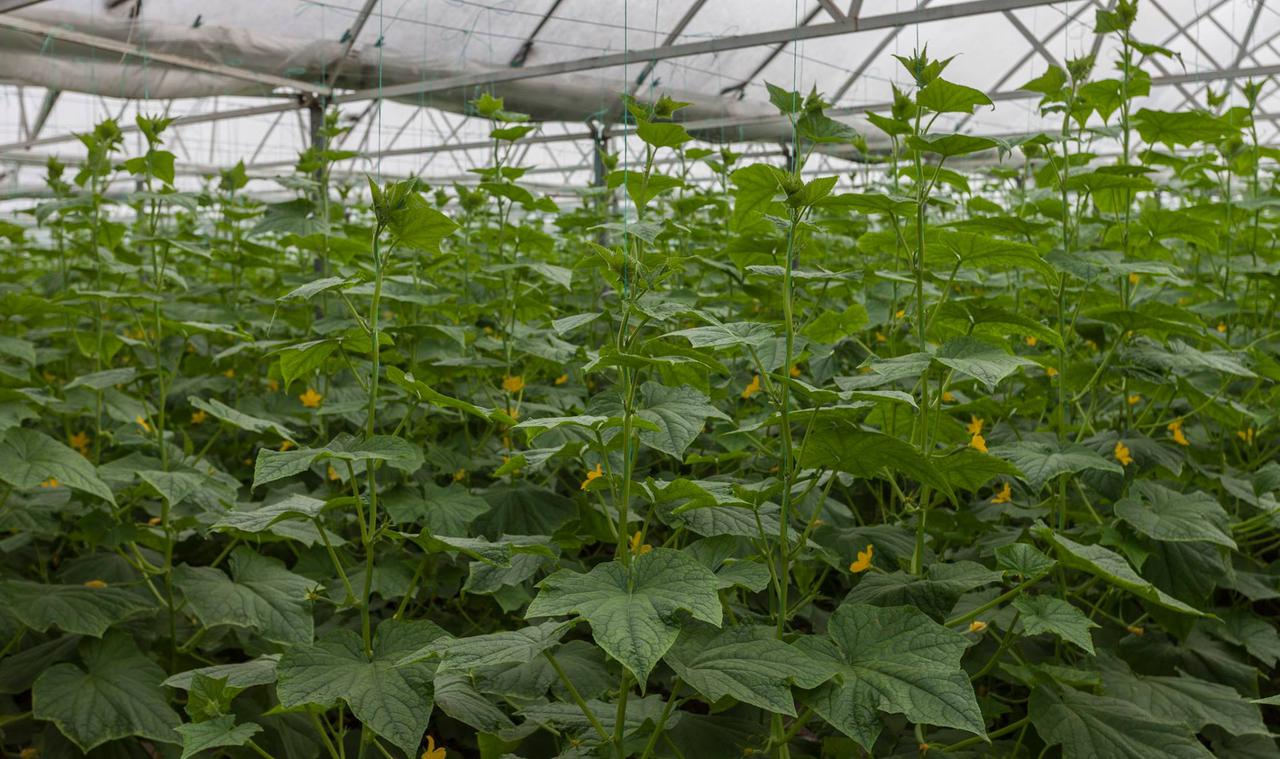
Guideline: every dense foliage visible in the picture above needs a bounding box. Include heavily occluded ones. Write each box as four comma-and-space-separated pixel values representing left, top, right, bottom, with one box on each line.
1, 5, 1278, 757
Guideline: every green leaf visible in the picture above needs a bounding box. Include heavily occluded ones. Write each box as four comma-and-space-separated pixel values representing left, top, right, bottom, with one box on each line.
33, 634, 181, 751
665, 625, 832, 716
1114, 481, 1235, 548
386, 193, 459, 252
907, 133, 1001, 157
933, 448, 1024, 492
1029, 686, 1214, 759
800, 424, 954, 500
277, 340, 336, 391
174, 548, 316, 645
0, 580, 153, 637
211, 493, 328, 534
845, 562, 1002, 622
1133, 108, 1237, 149
935, 337, 1036, 390
917, 79, 993, 114
174, 716, 262, 759
991, 440, 1123, 491
164, 657, 281, 690
188, 396, 296, 441
400, 621, 568, 671
636, 120, 692, 149
276, 619, 447, 757
729, 164, 787, 227
253, 435, 423, 488
0, 427, 116, 504
1031, 525, 1205, 616
1012, 595, 1098, 654
667, 321, 774, 350
1099, 658, 1268, 737
633, 382, 731, 458
526, 548, 722, 682
797, 603, 985, 750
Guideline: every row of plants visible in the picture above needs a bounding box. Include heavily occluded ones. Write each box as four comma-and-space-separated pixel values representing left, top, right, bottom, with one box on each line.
0, 2, 1277, 757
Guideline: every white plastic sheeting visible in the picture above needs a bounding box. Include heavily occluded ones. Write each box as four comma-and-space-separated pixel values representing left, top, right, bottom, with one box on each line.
0, 0, 1278, 192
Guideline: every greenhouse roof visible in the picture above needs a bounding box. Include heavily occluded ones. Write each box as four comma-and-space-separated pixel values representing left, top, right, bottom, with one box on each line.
1, 0, 1278, 193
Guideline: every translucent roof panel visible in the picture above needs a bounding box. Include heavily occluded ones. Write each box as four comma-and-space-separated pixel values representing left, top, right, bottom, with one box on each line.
1, 0, 1279, 198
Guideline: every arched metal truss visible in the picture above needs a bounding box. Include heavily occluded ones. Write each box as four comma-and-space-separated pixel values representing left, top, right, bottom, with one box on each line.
0, 0, 1277, 196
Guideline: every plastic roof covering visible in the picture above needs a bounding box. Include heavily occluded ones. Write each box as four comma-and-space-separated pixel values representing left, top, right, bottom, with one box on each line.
1, 0, 1279, 196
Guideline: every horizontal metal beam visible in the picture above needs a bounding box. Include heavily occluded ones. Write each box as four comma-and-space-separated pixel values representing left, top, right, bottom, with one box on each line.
0, 14, 330, 95
333, 0, 1064, 104
0, 0, 51, 12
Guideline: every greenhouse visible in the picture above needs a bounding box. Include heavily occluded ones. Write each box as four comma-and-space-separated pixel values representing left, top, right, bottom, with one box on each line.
0, 0, 1277, 757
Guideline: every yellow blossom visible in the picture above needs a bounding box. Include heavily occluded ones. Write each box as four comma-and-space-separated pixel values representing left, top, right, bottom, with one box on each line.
268, 378, 280, 392
741, 374, 762, 400
1126, 625, 1145, 636
190, 410, 208, 425
39, 477, 58, 488
19, 747, 38, 759
991, 482, 1012, 504
69, 431, 91, 455
1217, 322, 1227, 334
1128, 272, 1140, 286
1086, 339, 1098, 351
453, 468, 467, 481
941, 391, 957, 403
969, 620, 988, 633
483, 325, 494, 335
136, 415, 151, 433
1025, 336, 1038, 347
299, 388, 323, 408
580, 463, 604, 491
502, 375, 525, 394
327, 465, 340, 481
1114, 440, 1134, 467
279, 440, 295, 452
875, 331, 887, 344
895, 309, 906, 319
83, 579, 107, 589
629, 531, 653, 556
1237, 428, 1256, 445
969, 433, 988, 453
223, 368, 236, 379
966, 416, 984, 436
1127, 394, 1141, 406
1168, 418, 1190, 447
1046, 366, 1059, 378
555, 373, 569, 385
789, 365, 801, 378
421, 736, 446, 759
849, 544, 874, 573
148, 516, 162, 526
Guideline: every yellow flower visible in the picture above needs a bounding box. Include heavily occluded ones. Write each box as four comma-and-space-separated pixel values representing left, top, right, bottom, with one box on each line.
991, 482, 1012, 504
148, 516, 162, 526
504, 406, 520, 421
966, 416, 984, 436
875, 331, 887, 344
69, 431, 91, 455
279, 440, 295, 452
1128, 272, 1140, 286
941, 391, 957, 403
19, 747, 38, 759
629, 531, 653, 556
267, 378, 280, 392
135, 415, 151, 433
1237, 428, 1256, 445
789, 365, 801, 378
421, 736, 446, 759
483, 325, 494, 335
849, 544, 874, 573
1114, 440, 1133, 466
1046, 366, 1059, 378
223, 368, 236, 379
1025, 336, 1038, 347
1126, 625, 1145, 636
1167, 418, 1190, 447
299, 388, 323, 408
741, 374, 762, 400
1085, 339, 1098, 351
502, 375, 525, 394
580, 463, 604, 491
895, 309, 906, 319
190, 410, 208, 425
39, 477, 58, 488
453, 468, 467, 482
327, 465, 341, 481
969, 620, 988, 633
82, 579, 107, 589
1216, 322, 1227, 334
554, 373, 569, 385
1127, 394, 1142, 406
969, 433, 988, 453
